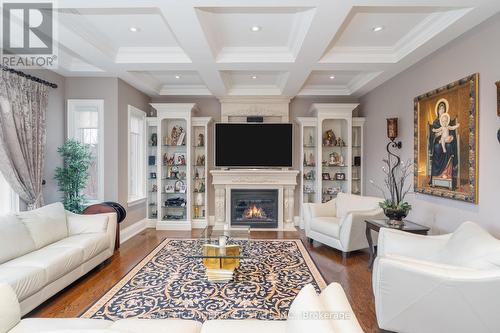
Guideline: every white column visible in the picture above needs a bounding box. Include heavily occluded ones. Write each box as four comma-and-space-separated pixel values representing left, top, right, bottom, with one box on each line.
215, 187, 225, 224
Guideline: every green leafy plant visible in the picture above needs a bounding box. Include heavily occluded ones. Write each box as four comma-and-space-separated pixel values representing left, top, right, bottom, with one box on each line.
54, 139, 93, 213
370, 158, 413, 213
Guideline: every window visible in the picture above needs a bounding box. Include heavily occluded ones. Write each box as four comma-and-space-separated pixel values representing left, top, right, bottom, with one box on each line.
0, 172, 18, 215
67, 99, 104, 202
128, 105, 146, 205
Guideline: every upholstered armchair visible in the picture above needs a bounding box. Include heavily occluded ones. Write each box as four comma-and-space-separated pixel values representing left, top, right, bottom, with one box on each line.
304, 193, 384, 256
373, 222, 500, 333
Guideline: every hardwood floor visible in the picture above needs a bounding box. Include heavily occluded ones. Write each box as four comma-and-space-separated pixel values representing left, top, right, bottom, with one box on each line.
29, 228, 383, 333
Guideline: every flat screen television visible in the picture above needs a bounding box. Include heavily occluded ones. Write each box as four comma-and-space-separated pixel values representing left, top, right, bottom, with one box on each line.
215, 123, 293, 167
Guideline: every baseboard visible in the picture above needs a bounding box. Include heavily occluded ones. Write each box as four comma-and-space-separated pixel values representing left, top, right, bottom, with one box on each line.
120, 219, 149, 244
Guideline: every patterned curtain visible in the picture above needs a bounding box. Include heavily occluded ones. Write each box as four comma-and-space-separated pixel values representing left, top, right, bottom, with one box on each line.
0, 70, 48, 209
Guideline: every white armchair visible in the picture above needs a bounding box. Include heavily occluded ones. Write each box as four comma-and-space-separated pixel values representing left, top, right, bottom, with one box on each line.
304, 193, 384, 256
373, 222, 500, 333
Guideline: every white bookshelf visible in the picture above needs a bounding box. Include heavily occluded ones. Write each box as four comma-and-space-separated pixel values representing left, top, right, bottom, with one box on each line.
151, 103, 197, 230
146, 117, 158, 221
297, 117, 317, 229
191, 117, 212, 229
310, 103, 357, 203
352, 117, 365, 195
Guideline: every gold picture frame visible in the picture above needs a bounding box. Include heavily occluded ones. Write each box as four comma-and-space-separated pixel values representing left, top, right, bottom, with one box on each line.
496, 80, 500, 116
414, 73, 479, 204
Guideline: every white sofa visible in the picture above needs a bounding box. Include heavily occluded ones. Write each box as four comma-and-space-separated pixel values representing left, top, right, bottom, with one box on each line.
304, 193, 384, 255
0, 202, 117, 316
373, 222, 500, 333
0, 282, 364, 333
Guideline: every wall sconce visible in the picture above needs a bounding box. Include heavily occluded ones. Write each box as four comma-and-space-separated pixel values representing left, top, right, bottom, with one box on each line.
386, 117, 402, 149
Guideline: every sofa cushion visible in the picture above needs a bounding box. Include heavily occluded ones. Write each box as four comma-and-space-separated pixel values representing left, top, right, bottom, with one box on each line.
9, 318, 113, 333
67, 214, 109, 235
438, 222, 500, 270
286, 284, 333, 333
310, 199, 336, 218
17, 203, 68, 249
0, 265, 46, 301
310, 217, 341, 238
201, 320, 286, 333
336, 193, 380, 219
4, 247, 84, 284
111, 319, 202, 333
0, 214, 36, 264
0, 284, 21, 333
320, 283, 364, 333
48, 234, 109, 262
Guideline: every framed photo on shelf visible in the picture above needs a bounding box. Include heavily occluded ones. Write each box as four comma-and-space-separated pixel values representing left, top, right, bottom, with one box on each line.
173, 153, 186, 165
175, 180, 184, 192
335, 172, 345, 180
165, 185, 175, 193
322, 172, 331, 180
179, 184, 187, 193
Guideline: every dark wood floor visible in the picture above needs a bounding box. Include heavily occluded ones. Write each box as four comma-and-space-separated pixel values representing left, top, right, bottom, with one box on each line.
29, 228, 383, 333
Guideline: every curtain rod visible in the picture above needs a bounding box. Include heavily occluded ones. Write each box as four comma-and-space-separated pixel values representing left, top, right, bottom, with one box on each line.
0, 65, 58, 89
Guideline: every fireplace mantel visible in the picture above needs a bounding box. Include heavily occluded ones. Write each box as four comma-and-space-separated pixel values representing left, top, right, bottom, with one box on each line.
210, 169, 299, 230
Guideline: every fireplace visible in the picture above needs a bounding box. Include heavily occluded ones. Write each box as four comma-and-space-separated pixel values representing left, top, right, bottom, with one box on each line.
231, 189, 278, 228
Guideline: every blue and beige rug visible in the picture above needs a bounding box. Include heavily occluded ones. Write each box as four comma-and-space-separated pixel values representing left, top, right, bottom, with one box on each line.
81, 239, 326, 322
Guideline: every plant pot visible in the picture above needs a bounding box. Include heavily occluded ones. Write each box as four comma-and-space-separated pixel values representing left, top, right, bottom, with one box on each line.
383, 208, 408, 227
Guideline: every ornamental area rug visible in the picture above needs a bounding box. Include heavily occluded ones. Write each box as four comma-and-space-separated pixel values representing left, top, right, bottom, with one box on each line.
81, 239, 326, 322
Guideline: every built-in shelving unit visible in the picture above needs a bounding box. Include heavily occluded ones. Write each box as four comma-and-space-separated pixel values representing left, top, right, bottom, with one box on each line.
298, 117, 317, 228
191, 117, 212, 228
151, 103, 197, 230
146, 117, 158, 221
309, 103, 358, 203
352, 117, 365, 195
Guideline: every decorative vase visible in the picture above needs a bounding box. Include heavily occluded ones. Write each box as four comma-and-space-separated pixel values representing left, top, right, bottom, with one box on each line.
383, 208, 408, 227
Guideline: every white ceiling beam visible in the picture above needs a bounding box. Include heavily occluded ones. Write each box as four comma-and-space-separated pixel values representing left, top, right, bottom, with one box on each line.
158, 1, 227, 96
281, 0, 353, 96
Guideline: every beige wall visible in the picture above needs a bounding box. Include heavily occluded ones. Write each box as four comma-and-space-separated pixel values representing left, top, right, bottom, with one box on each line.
360, 14, 500, 236
117, 79, 150, 229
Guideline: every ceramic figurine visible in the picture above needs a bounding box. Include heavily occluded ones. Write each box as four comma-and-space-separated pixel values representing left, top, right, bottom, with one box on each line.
198, 133, 204, 147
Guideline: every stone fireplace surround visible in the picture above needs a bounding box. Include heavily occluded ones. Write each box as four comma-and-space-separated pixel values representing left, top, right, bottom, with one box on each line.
211, 169, 298, 231
211, 97, 298, 231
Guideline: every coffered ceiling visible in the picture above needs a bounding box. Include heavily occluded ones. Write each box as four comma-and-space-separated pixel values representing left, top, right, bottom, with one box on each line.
49, 0, 500, 97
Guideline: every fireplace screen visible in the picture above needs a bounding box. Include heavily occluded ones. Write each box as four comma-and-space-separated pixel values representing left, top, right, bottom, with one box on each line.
231, 189, 278, 228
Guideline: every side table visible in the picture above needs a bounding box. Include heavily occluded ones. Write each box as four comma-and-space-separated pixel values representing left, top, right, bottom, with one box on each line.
365, 219, 430, 269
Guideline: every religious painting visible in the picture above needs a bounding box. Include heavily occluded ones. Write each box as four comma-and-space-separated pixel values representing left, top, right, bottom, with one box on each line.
414, 73, 479, 203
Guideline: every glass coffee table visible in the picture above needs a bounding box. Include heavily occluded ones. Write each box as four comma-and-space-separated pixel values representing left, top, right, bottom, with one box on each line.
189, 225, 251, 282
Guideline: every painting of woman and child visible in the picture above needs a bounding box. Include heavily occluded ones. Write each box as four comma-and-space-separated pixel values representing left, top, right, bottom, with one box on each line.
414, 73, 479, 203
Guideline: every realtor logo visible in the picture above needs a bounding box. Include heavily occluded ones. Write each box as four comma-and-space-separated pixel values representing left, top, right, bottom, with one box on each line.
1, 1, 57, 68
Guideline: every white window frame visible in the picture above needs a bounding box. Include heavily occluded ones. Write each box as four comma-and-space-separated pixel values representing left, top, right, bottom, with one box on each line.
66, 99, 105, 203
0, 172, 19, 215
127, 105, 147, 206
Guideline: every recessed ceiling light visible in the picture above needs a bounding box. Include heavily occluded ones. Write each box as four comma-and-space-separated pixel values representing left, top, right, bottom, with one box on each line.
251, 75, 257, 79
372, 26, 384, 32
329, 75, 335, 80
175, 75, 181, 79
250, 26, 261, 32
129, 26, 140, 32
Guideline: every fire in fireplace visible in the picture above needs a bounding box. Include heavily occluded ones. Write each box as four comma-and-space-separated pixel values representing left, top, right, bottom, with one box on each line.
243, 204, 268, 219
231, 189, 278, 228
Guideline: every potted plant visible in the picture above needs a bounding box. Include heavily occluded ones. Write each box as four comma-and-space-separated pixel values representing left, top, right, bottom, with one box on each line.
54, 139, 93, 213
370, 159, 412, 226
